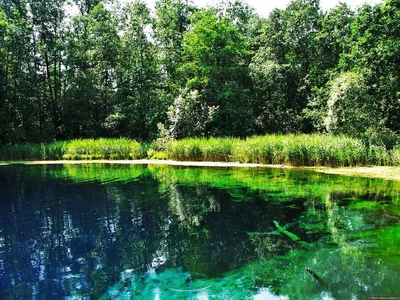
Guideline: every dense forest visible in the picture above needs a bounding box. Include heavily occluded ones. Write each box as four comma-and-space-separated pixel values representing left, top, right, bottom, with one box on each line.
1, 0, 399, 145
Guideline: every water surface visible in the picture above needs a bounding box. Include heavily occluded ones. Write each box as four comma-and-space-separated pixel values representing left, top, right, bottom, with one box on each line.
0, 164, 399, 299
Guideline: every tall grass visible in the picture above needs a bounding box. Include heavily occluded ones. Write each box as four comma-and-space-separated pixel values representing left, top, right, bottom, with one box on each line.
165, 135, 398, 167
0, 141, 67, 160
165, 137, 238, 162
1, 135, 399, 167
0, 138, 145, 161
63, 138, 144, 160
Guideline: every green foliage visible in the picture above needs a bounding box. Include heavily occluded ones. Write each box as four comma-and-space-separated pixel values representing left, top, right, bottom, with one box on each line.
0, 142, 67, 160
251, 0, 322, 133
63, 2, 120, 139
338, 0, 400, 133
250, 52, 298, 132
314, 3, 354, 75
154, 0, 194, 84
111, 1, 163, 140
63, 138, 145, 160
307, 72, 400, 146
1, 0, 400, 146
164, 134, 400, 167
167, 89, 219, 138
166, 137, 238, 162
326, 73, 371, 135
152, 123, 173, 151
391, 147, 400, 166
4, 134, 400, 167
312, 72, 377, 136
236, 135, 369, 166
176, 9, 253, 137
0, 139, 145, 160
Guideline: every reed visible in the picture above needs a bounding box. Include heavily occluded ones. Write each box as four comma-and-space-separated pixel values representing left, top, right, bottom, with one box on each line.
0, 138, 144, 161
165, 134, 400, 167
62, 138, 144, 160
0, 141, 67, 160
166, 137, 239, 162
1, 135, 399, 167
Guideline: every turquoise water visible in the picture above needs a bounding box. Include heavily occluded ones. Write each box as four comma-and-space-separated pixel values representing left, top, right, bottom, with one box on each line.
0, 164, 399, 299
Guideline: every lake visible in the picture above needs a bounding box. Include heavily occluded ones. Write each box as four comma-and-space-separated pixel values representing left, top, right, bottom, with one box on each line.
0, 164, 399, 299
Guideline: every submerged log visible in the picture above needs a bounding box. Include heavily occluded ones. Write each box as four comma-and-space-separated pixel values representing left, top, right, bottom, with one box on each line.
305, 267, 326, 286
273, 220, 314, 249
273, 220, 300, 241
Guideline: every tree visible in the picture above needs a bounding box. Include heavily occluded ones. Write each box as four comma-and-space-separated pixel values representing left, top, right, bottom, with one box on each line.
0, 10, 13, 143
29, 0, 68, 139
322, 72, 377, 136
109, 0, 161, 140
314, 3, 354, 76
167, 89, 218, 138
251, 0, 321, 133
250, 50, 299, 133
0, 0, 399, 144
90, 3, 120, 132
63, 2, 120, 138
75, 0, 103, 15
154, 0, 194, 88
0, 0, 65, 143
339, 0, 400, 133
63, 13, 98, 137
214, 0, 259, 38
174, 9, 253, 137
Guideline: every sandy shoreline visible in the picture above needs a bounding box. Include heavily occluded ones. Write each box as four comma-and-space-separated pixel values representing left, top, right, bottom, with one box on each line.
1, 159, 400, 181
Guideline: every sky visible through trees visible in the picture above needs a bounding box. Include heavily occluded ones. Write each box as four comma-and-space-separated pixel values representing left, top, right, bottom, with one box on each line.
71, 0, 384, 17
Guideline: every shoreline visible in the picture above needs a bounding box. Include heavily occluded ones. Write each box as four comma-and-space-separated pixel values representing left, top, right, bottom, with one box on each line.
1, 159, 400, 181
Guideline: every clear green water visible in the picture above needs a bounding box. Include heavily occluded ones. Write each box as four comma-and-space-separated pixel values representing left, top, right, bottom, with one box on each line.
0, 164, 399, 299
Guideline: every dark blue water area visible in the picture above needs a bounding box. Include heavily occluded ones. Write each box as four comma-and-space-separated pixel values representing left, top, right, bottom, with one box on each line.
0, 164, 399, 299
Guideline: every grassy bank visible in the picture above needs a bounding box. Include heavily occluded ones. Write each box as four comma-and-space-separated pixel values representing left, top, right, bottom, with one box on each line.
0, 138, 144, 160
1, 135, 400, 167
165, 135, 400, 167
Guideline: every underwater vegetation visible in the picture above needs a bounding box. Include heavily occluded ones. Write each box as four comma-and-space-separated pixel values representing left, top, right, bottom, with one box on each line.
0, 164, 399, 299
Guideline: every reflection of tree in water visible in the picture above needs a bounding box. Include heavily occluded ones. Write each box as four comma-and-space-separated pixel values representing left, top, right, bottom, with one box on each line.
254, 190, 400, 299
0, 165, 399, 299
0, 167, 174, 298
168, 182, 220, 228
164, 179, 308, 276
315, 191, 399, 297
0, 166, 315, 298
2, 167, 266, 297
167, 181, 249, 275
